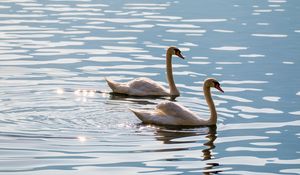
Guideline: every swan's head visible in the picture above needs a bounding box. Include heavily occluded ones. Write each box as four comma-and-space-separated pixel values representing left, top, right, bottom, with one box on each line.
168, 46, 185, 59
205, 78, 224, 93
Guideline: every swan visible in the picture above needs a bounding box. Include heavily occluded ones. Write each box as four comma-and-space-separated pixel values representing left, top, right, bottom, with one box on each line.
105, 46, 185, 97
130, 78, 224, 126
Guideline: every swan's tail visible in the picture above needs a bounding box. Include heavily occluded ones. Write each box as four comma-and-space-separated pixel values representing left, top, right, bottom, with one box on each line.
129, 108, 150, 123
105, 78, 119, 92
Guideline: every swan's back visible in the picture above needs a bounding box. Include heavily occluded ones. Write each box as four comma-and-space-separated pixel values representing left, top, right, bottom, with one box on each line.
127, 78, 169, 96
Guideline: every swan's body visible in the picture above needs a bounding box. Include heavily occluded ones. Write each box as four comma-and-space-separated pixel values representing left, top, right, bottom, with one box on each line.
106, 77, 169, 96
131, 101, 209, 125
106, 47, 184, 97
130, 78, 224, 126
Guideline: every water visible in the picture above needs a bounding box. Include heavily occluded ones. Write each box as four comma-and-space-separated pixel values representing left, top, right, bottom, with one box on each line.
0, 0, 300, 174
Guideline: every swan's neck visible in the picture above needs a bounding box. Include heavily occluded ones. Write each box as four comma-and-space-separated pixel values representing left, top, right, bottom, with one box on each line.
166, 52, 179, 96
203, 86, 217, 125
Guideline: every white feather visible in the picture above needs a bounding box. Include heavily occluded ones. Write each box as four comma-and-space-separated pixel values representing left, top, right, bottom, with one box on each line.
106, 77, 169, 96
130, 101, 207, 126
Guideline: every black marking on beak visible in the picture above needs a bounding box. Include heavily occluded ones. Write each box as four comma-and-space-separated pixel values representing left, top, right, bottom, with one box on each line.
174, 48, 185, 59
214, 81, 224, 93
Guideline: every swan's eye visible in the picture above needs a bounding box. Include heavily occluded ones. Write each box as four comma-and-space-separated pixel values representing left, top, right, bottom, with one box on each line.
173, 48, 184, 59
174, 48, 180, 54
213, 81, 220, 87
213, 81, 224, 93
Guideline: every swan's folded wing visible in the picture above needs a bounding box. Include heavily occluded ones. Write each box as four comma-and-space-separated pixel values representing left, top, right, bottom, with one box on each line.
155, 101, 207, 125
156, 101, 197, 118
128, 77, 169, 96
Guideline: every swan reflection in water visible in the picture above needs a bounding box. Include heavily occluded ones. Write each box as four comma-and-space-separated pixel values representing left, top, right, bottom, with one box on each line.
107, 93, 163, 105
106, 89, 180, 107
153, 125, 221, 174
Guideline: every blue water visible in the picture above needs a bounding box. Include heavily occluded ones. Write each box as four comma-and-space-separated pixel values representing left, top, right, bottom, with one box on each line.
0, 0, 300, 174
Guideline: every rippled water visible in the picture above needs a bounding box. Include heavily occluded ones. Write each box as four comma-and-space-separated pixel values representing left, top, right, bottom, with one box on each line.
1, 0, 300, 174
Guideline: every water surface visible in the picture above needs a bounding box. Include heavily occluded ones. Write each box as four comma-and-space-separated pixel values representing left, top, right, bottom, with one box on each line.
1, 0, 300, 174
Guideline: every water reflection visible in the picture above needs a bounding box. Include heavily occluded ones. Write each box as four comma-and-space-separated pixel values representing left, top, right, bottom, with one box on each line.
202, 126, 217, 161
106, 89, 179, 105
153, 125, 221, 174
107, 93, 158, 105
77, 135, 87, 142
154, 125, 218, 160
154, 127, 204, 144
1, 0, 300, 174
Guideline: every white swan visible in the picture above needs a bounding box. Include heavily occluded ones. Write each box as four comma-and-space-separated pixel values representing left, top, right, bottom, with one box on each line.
130, 78, 224, 126
105, 46, 184, 97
